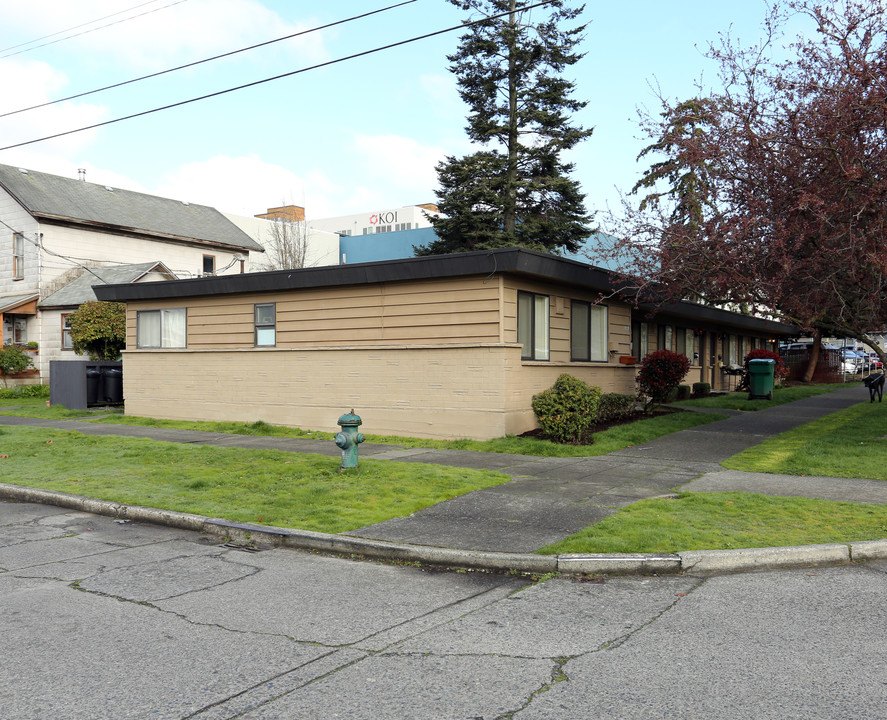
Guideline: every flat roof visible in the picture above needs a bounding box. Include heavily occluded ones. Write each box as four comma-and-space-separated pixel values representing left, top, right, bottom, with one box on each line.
93, 247, 798, 336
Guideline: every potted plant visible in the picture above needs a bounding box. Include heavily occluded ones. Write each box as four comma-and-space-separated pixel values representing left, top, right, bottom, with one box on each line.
619, 355, 637, 365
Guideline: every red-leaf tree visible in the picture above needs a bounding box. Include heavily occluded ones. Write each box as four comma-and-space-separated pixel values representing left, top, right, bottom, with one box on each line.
594, 0, 887, 380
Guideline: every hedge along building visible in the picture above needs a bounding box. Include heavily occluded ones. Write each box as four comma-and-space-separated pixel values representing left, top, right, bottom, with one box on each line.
93, 248, 797, 440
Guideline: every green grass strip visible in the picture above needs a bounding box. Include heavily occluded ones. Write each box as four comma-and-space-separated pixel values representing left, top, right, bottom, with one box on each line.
674, 383, 846, 411
74, 408, 725, 457
0, 426, 508, 533
539, 491, 887, 554
722, 401, 887, 480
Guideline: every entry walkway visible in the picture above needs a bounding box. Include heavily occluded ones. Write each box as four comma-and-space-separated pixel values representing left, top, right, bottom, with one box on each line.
0, 385, 884, 553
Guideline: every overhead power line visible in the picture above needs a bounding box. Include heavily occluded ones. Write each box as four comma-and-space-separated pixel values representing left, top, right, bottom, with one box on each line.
0, 0, 191, 60
0, 0, 417, 119
0, 0, 556, 153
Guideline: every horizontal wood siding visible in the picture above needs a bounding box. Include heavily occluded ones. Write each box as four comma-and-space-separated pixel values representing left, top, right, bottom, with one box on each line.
502, 277, 632, 364
126, 276, 503, 349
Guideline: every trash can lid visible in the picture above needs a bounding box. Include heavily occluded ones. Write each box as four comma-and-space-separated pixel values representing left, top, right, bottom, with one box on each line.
748, 358, 775, 364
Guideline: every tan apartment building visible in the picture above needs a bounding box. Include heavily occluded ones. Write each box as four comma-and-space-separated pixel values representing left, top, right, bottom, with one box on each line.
94, 249, 797, 440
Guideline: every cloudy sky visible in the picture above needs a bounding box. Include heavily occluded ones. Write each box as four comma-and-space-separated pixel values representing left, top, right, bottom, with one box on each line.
0, 0, 778, 221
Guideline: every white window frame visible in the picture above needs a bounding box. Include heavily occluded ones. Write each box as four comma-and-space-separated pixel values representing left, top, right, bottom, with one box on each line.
254, 303, 276, 347
136, 308, 187, 348
13, 232, 24, 280
61, 313, 74, 350
517, 291, 550, 361
570, 300, 608, 362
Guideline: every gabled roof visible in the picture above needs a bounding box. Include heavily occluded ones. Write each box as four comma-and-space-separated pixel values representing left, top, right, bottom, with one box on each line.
0, 293, 39, 314
94, 247, 799, 336
39, 262, 176, 309
0, 164, 263, 252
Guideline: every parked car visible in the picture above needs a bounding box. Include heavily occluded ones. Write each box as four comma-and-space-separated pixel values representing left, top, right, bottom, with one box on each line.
868, 354, 884, 370
840, 349, 864, 370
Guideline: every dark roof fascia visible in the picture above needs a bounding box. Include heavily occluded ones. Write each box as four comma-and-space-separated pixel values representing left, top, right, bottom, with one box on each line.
93, 247, 797, 335
34, 214, 257, 253
640, 300, 797, 335
93, 248, 613, 302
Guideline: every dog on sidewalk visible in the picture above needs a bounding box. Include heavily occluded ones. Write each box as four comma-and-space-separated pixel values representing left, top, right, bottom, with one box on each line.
862, 373, 885, 402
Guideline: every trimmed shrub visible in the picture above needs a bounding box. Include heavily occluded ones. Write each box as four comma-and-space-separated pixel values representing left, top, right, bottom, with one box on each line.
532, 374, 603, 443
68, 301, 126, 361
636, 350, 691, 411
596, 393, 636, 423
676, 384, 692, 400
692, 382, 711, 397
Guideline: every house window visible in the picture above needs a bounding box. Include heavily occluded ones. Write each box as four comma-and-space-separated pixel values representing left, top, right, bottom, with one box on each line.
202, 255, 216, 276
12, 318, 26, 344
136, 308, 186, 348
632, 321, 649, 359
255, 303, 276, 347
570, 301, 608, 362
13, 233, 24, 279
517, 291, 549, 360
728, 334, 738, 364
61, 314, 74, 350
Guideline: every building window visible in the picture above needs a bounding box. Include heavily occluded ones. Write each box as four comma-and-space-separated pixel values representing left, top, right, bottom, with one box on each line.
570, 301, 608, 362
137, 308, 186, 348
12, 318, 26, 344
202, 255, 215, 276
517, 291, 549, 360
632, 321, 648, 359
728, 334, 738, 364
61, 314, 74, 350
255, 303, 276, 347
13, 233, 24, 279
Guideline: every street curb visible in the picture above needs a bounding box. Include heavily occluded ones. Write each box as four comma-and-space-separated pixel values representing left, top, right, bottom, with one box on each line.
2, 483, 886, 576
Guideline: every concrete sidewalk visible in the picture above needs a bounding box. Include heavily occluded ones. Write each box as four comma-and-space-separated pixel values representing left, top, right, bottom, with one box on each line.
1, 384, 885, 574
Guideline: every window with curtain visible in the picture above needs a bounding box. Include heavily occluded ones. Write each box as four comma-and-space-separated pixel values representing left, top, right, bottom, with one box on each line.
137, 308, 186, 348
517, 291, 549, 360
570, 301, 608, 362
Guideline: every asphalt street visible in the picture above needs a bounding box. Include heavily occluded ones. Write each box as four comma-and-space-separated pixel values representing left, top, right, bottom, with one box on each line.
2, 500, 885, 720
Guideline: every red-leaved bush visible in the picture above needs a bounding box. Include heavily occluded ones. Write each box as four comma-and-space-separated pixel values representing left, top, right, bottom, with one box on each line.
743, 348, 787, 382
636, 350, 691, 412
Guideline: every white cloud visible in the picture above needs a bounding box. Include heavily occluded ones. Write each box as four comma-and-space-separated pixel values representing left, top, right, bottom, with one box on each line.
0, 0, 328, 72
351, 133, 445, 207
156, 154, 314, 215
0, 59, 109, 160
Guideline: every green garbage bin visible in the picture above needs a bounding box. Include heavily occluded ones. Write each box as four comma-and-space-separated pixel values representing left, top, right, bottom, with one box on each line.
748, 358, 775, 400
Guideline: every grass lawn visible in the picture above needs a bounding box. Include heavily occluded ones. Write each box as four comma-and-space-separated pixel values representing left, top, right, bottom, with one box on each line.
2, 384, 884, 555
539, 491, 887, 554
723, 400, 887, 480
674, 383, 846, 411
0, 426, 508, 533
79, 407, 726, 457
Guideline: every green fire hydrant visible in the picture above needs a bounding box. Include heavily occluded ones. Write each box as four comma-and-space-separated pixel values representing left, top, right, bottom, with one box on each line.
335, 410, 365, 469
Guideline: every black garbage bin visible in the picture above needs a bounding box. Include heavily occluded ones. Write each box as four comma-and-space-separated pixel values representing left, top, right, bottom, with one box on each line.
101, 368, 123, 404
86, 368, 101, 406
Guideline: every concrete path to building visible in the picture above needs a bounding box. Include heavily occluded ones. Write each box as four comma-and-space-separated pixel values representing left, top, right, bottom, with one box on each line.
0, 384, 884, 558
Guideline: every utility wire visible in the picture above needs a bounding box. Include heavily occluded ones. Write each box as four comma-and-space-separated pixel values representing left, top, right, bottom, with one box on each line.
0, 0, 190, 60
0, 0, 555, 153
0, 216, 110, 284
0, 0, 417, 119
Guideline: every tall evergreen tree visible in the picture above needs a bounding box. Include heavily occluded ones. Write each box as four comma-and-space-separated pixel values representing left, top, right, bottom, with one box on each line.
416, 0, 592, 255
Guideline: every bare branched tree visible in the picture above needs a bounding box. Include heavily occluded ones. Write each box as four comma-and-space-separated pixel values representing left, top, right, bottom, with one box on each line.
256, 217, 309, 271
